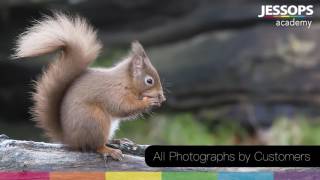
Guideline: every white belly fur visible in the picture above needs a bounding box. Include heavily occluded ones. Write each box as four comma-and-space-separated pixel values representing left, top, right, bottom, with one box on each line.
109, 115, 137, 139
109, 118, 120, 139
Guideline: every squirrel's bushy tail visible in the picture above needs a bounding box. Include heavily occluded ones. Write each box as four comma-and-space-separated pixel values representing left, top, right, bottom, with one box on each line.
13, 13, 102, 141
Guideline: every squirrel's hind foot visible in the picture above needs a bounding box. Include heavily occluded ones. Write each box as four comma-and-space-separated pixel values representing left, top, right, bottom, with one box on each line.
97, 146, 124, 161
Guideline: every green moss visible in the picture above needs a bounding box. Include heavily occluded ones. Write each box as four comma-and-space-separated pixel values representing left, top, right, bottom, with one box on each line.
116, 113, 215, 145
163, 113, 214, 145
300, 120, 320, 145
211, 121, 248, 145
115, 113, 250, 145
115, 112, 320, 145
256, 116, 320, 145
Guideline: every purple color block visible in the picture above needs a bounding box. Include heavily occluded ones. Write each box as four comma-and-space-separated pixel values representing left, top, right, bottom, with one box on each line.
275, 171, 320, 180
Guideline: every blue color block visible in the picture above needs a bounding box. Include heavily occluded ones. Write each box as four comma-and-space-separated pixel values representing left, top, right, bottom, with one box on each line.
218, 172, 274, 180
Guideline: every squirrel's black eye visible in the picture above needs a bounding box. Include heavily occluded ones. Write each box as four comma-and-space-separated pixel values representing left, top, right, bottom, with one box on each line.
147, 79, 153, 84
144, 75, 154, 86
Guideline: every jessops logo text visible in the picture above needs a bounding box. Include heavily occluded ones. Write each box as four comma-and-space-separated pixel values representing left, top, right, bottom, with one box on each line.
258, 5, 313, 28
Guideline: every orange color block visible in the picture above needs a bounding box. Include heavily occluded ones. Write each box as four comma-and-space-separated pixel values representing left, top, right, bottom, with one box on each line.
50, 172, 105, 180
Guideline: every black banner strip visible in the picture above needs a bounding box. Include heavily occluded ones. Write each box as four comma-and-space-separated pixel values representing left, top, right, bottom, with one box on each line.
145, 146, 320, 167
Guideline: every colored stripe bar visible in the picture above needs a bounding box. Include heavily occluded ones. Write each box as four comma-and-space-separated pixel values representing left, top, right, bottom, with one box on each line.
262, 15, 308, 19
273, 15, 306, 18
2, 171, 320, 180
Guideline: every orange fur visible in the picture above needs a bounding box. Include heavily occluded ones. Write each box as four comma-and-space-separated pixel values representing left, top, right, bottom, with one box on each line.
13, 13, 102, 141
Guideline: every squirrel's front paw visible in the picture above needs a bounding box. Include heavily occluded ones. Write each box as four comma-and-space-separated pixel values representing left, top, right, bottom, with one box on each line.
143, 96, 161, 107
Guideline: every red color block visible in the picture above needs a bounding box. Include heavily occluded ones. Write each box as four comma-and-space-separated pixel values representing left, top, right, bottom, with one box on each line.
0, 172, 49, 180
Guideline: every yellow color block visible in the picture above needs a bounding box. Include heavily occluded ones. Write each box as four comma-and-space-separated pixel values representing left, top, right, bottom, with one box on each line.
106, 172, 161, 180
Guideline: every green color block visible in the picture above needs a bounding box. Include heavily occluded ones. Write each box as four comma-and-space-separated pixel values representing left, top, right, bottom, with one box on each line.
162, 172, 217, 180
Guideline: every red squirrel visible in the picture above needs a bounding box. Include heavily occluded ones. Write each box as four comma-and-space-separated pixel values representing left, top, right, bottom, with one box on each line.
13, 13, 166, 160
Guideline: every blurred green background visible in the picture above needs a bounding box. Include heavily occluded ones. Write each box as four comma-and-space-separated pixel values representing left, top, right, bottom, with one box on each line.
1, 0, 320, 145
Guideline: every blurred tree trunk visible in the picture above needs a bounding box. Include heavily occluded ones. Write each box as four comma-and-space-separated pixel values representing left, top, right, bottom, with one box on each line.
1, 0, 320, 128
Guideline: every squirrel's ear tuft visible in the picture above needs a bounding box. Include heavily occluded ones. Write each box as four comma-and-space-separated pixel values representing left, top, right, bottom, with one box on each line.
129, 41, 152, 76
131, 40, 145, 56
